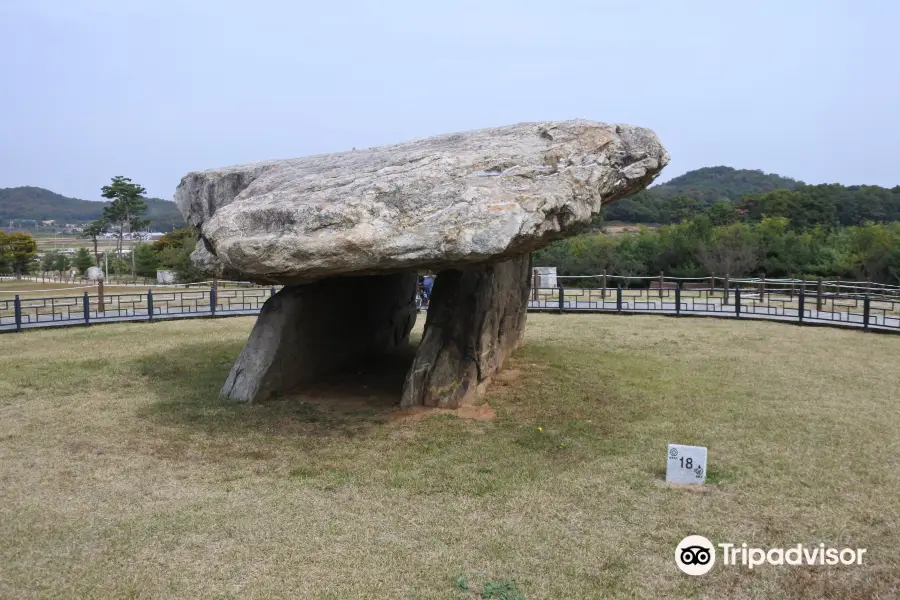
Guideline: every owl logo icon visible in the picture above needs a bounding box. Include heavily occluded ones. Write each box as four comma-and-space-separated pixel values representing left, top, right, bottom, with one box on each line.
675, 535, 716, 575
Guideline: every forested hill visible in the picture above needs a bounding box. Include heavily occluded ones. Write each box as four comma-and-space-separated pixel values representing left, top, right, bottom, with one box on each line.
606, 166, 900, 226
650, 166, 803, 203
0, 186, 184, 231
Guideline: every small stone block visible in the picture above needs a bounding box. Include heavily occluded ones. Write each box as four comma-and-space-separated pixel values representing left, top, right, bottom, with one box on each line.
666, 444, 707, 484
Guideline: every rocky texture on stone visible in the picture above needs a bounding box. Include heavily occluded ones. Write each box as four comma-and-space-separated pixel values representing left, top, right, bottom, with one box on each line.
175, 119, 668, 406
400, 255, 531, 408
176, 119, 668, 286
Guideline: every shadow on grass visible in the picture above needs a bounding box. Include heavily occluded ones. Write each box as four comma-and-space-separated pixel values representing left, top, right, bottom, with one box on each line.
133, 339, 419, 439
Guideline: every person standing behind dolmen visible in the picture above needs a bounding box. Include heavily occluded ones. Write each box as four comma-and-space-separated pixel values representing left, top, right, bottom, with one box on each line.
423, 274, 434, 308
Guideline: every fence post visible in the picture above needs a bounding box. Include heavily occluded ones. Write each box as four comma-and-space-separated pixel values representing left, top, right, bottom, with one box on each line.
210, 285, 217, 316
675, 283, 681, 316
616, 285, 622, 313
759, 272, 766, 296
270, 286, 276, 298
798, 286, 805, 324
14, 295, 22, 332
863, 295, 871, 331
709, 272, 715, 298
735, 286, 741, 317
658, 271, 664, 299
723, 273, 730, 305
601, 269, 607, 299
789, 273, 795, 300
98, 279, 105, 313
532, 270, 539, 302
557, 283, 564, 314
147, 289, 154, 321
83, 292, 90, 325
816, 278, 823, 312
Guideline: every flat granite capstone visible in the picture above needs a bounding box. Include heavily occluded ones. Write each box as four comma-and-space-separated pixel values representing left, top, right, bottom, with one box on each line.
176, 119, 668, 285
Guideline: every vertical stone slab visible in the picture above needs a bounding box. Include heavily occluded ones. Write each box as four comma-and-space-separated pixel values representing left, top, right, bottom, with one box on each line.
222, 272, 417, 403
401, 254, 531, 408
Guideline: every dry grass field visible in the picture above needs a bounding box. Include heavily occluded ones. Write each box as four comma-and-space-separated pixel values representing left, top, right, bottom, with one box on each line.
32, 235, 117, 253
1, 314, 899, 599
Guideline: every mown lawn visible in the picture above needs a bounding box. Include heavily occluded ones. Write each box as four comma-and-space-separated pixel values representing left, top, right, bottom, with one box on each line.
1, 314, 898, 599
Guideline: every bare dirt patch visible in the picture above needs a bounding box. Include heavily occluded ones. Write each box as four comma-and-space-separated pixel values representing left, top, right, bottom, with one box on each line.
393, 403, 496, 423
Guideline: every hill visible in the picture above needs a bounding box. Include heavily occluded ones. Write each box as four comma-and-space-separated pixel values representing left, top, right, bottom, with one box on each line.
650, 166, 803, 203
603, 166, 900, 227
605, 166, 805, 224
0, 186, 184, 231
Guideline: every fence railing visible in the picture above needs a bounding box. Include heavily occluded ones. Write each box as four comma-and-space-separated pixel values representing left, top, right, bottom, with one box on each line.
1, 278, 898, 334
0, 286, 278, 333
530, 276, 900, 333
550, 273, 900, 300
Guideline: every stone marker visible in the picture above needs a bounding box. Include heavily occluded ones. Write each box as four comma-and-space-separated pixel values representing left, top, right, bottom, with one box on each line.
175, 119, 668, 406
666, 444, 707, 484
156, 269, 177, 284
532, 266, 557, 289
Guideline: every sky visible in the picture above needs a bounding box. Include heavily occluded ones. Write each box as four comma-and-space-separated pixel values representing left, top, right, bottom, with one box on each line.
1, 0, 898, 201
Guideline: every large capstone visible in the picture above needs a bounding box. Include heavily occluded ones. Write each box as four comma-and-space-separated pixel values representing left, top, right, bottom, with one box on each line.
176, 119, 668, 405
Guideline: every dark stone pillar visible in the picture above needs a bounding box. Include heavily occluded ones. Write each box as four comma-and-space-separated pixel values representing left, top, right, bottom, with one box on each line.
221, 271, 418, 403
401, 254, 531, 408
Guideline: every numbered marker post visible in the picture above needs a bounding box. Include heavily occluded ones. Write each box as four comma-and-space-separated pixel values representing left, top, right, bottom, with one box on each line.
666, 444, 707, 484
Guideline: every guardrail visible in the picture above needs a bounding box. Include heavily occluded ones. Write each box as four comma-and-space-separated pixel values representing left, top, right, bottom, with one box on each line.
1, 280, 898, 335
0, 286, 278, 333
529, 281, 900, 333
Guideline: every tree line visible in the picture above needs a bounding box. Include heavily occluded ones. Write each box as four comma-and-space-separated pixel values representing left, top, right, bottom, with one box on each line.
550, 170, 900, 285
1, 176, 204, 282
39, 229, 203, 282
606, 183, 900, 227
0, 231, 39, 276
534, 215, 900, 285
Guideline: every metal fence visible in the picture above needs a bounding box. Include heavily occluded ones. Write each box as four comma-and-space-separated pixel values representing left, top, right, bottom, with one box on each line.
0, 286, 277, 333
529, 275, 900, 333
1, 276, 898, 335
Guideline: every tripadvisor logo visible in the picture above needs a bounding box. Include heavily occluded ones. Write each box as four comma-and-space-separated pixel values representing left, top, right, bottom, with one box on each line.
675, 535, 716, 575
675, 535, 867, 575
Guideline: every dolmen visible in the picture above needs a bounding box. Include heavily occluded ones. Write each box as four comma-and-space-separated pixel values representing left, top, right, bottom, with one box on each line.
175, 119, 668, 408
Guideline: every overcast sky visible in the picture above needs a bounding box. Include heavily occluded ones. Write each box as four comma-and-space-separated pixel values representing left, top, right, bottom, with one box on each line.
1, 0, 897, 200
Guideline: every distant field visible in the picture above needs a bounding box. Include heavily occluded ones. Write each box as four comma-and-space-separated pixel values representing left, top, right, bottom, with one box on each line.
32, 235, 118, 252
603, 222, 659, 234
1, 315, 898, 598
